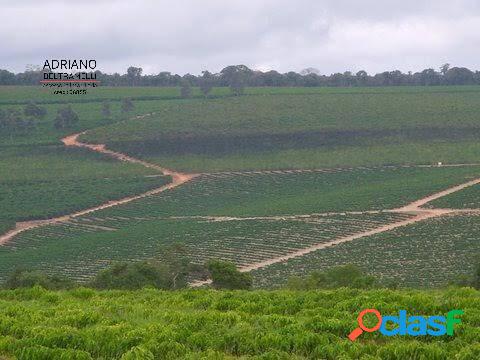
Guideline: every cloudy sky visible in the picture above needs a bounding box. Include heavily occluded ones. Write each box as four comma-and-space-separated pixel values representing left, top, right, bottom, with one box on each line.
1, 0, 479, 75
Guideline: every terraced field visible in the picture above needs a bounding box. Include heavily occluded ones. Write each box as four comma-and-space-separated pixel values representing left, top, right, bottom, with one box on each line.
252, 213, 480, 288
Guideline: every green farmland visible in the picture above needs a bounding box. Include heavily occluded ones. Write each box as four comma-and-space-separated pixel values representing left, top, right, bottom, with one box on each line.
1, 85, 480, 288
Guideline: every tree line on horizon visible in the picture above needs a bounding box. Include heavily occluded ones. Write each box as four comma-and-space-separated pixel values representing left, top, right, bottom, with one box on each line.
1, 63, 480, 88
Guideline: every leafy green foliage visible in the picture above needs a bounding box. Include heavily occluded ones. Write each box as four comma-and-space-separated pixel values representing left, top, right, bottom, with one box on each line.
207, 260, 252, 290
0, 287, 478, 358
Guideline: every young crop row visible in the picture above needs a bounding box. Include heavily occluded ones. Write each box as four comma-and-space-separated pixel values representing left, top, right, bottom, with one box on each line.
426, 185, 480, 209
0, 213, 412, 283
252, 214, 480, 289
0, 287, 479, 359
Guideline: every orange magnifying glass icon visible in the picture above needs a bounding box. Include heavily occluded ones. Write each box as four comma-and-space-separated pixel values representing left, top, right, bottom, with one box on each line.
348, 308, 382, 341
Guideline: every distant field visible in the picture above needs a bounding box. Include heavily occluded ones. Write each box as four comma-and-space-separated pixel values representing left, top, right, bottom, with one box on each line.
1, 287, 479, 359
3, 84, 477, 104
252, 214, 480, 288
0, 146, 168, 221
82, 87, 480, 171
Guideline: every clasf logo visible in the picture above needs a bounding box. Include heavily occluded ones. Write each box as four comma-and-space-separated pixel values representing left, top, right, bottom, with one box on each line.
348, 309, 463, 341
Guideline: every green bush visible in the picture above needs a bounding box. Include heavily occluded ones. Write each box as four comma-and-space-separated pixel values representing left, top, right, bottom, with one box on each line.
207, 260, 252, 290
286, 264, 377, 290
89, 262, 174, 290
4, 269, 74, 290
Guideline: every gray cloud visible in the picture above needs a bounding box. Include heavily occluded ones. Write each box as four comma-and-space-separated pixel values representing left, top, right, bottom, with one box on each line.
1, 0, 479, 75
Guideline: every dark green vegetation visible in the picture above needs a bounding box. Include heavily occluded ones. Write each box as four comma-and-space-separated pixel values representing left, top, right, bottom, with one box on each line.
0, 287, 479, 359
286, 264, 378, 290
252, 214, 480, 289
207, 260, 253, 290
82, 87, 480, 171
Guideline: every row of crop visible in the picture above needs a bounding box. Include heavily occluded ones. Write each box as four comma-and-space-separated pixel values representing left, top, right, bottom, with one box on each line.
252, 214, 480, 288
426, 185, 480, 209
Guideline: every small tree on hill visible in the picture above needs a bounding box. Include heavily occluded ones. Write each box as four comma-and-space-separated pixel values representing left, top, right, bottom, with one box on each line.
24, 101, 47, 120
101, 101, 111, 120
207, 260, 252, 290
229, 72, 245, 96
199, 70, 214, 97
54, 105, 79, 129
90, 261, 173, 290
180, 79, 192, 98
121, 97, 134, 115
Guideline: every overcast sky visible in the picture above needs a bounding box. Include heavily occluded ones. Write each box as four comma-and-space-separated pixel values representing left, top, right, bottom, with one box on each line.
1, 0, 479, 75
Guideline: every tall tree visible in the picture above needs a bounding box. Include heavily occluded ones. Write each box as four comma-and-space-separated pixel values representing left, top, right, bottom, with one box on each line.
54, 105, 79, 129
24, 102, 47, 120
199, 71, 214, 97
101, 101, 111, 120
121, 98, 135, 115
180, 79, 192, 98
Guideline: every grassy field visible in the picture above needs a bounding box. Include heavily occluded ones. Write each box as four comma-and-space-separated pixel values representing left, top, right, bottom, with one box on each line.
0, 287, 479, 359
252, 214, 480, 288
